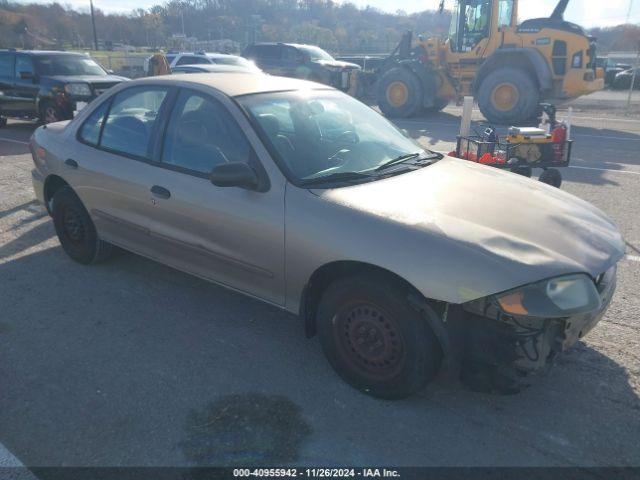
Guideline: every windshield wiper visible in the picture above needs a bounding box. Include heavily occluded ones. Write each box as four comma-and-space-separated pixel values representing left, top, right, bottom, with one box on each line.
300, 171, 373, 187
374, 152, 441, 173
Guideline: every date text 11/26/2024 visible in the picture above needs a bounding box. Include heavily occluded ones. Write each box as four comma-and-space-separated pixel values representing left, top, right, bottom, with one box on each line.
233, 468, 401, 478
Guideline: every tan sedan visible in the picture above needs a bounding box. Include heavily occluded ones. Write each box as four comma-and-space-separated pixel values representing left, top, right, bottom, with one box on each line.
30, 73, 625, 399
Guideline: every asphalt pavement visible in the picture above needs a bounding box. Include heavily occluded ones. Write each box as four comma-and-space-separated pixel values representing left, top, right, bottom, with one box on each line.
0, 103, 639, 468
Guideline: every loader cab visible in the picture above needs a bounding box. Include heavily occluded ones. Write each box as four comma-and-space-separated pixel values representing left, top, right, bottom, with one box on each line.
449, 0, 517, 52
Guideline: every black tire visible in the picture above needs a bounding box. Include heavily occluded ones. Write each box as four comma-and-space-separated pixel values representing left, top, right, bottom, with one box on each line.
39, 101, 64, 124
377, 67, 423, 118
510, 165, 533, 178
51, 187, 113, 265
317, 275, 442, 400
477, 67, 539, 125
424, 98, 449, 113
539, 168, 562, 188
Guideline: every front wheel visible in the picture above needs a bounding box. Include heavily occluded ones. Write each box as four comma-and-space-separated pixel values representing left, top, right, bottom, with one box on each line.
52, 187, 113, 265
377, 67, 423, 118
539, 168, 562, 188
317, 275, 442, 399
477, 67, 539, 125
40, 101, 64, 124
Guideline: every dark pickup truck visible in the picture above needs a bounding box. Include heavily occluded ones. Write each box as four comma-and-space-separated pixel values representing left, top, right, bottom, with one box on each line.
0, 50, 127, 126
242, 43, 360, 93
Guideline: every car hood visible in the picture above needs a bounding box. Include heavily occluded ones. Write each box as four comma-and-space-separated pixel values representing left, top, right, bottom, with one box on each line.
47, 74, 129, 84
313, 59, 361, 70
314, 157, 625, 299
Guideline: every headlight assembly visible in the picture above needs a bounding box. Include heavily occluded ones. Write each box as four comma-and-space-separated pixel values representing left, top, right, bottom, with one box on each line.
64, 83, 92, 97
495, 274, 601, 318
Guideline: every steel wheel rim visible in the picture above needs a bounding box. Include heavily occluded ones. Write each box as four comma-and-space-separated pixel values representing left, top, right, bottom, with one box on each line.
491, 83, 519, 112
387, 81, 409, 107
334, 302, 406, 379
62, 207, 85, 245
44, 107, 59, 124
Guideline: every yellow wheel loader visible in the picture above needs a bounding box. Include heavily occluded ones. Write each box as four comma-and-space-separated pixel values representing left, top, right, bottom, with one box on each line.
376, 0, 605, 124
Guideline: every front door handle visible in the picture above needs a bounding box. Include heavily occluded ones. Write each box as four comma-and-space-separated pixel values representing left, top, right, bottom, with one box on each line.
150, 185, 171, 200
64, 158, 78, 169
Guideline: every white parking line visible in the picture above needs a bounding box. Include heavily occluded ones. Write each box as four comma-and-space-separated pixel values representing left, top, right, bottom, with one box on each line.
568, 165, 640, 175
0, 442, 37, 479
0, 137, 29, 146
627, 255, 640, 263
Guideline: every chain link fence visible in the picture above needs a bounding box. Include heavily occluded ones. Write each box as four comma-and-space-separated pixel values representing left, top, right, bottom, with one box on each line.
91, 54, 148, 78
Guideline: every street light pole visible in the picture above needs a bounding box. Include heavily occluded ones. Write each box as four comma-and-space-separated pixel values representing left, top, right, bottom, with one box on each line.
90, 0, 99, 51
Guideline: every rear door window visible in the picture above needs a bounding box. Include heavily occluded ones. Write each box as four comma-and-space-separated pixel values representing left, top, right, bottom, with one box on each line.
15, 55, 35, 80
100, 86, 169, 159
253, 45, 281, 61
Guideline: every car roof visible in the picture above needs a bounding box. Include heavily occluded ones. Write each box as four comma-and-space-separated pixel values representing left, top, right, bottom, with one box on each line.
135, 72, 332, 97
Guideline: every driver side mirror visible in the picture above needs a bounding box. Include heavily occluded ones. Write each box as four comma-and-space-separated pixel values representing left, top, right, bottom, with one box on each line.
210, 162, 260, 191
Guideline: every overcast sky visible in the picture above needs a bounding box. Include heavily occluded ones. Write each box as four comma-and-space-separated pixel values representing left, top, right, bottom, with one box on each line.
12, 0, 640, 27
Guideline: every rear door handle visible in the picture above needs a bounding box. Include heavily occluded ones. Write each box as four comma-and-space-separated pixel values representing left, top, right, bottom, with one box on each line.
64, 158, 78, 169
150, 185, 171, 200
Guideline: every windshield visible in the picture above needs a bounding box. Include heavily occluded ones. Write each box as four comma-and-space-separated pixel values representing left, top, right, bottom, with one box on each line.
239, 90, 435, 185
35, 55, 107, 76
298, 46, 334, 62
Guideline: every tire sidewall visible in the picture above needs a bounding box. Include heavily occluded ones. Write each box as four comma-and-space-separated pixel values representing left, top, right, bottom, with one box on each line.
539, 168, 562, 188
377, 68, 423, 118
317, 276, 442, 399
52, 187, 101, 264
40, 101, 63, 125
478, 68, 539, 125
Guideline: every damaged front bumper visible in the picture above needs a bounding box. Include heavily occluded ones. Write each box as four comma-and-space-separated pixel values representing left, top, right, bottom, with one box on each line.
449, 267, 617, 382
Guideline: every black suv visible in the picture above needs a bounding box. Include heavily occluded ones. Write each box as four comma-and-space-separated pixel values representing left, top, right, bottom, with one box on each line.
0, 50, 128, 126
242, 43, 360, 92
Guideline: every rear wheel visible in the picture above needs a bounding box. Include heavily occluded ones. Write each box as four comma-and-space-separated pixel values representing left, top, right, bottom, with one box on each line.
377, 67, 423, 118
51, 187, 113, 265
478, 67, 539, 125
317, 275, 442, 399
424, 98, 449, 113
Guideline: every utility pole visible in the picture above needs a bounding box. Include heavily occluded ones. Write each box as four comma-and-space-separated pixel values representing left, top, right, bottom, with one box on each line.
626, 41, 639, 115
181, 10, 186, 37
625, 0, 636, 115
90, 0, 99, 51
